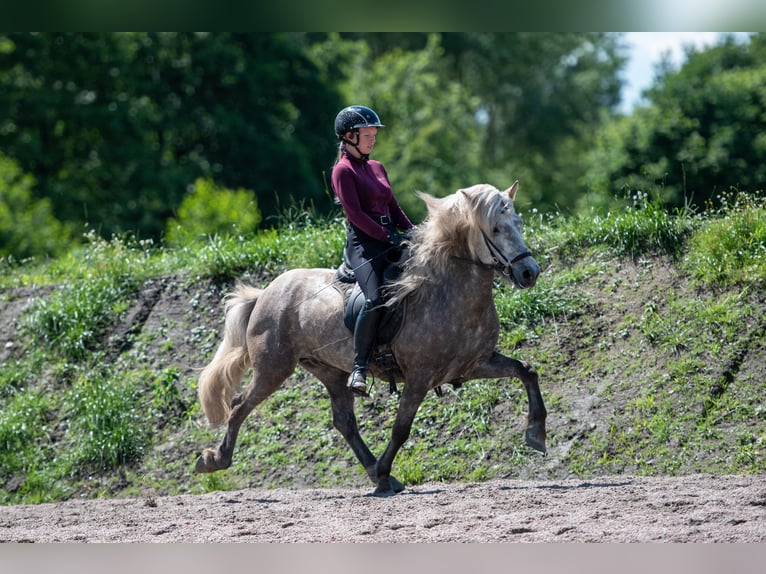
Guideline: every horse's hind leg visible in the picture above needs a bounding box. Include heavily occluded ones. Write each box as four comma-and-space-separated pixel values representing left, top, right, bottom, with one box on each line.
196, 362, 294, 473
304, 362, 404, 493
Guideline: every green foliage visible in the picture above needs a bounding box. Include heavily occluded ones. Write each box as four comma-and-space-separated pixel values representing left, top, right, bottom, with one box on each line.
504, 268, 590, 322
64, 370, 150, 472
0, 153, 75, 259
450, 32, 625, 214
684, 191, 766, 288
341, 35, 484, 221
19, 231, 150, 360
0, 31, 655, 249
0, 391, 52, 480
186, 218, 345, 280
165, 178, 262, 245
7, 31, 765, 258
0, 33, 341, 241
549, 192, 695, 260
583, 34, 766, 212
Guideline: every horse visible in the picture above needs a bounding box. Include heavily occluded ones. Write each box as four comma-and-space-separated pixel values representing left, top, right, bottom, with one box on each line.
195, 181, 547, 497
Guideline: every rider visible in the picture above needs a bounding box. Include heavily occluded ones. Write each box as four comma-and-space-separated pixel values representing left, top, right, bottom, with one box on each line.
331, 105, 415, 397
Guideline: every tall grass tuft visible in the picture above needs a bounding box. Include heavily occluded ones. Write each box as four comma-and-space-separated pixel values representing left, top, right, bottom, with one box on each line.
545, 192, 696, 260
0, 391, 52, 485
19, 231, 153, 360
684, 191, 766, 288
64, 369, 149, 472
189, 219, 346, 280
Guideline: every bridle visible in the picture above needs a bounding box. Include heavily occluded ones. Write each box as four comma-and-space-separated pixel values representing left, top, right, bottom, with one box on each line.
479, 229, 533, 278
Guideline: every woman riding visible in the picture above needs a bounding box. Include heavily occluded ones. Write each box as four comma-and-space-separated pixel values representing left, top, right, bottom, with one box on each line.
331, 105, 415, 397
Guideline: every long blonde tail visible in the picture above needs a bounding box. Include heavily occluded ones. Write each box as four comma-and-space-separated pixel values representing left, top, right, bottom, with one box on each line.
197, 284, 262, 427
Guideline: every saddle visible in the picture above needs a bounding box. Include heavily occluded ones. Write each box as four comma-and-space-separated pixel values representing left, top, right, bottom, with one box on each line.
335, 249, 408, 394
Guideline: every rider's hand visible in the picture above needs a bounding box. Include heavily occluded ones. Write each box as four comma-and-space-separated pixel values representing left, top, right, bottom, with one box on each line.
387, 231, 405, 246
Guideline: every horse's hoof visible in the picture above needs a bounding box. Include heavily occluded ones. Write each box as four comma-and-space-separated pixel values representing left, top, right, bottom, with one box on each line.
525, 430, 547, 455
195, 456, 210, 473
371, 487, 397, 498
195, 449, 219, 473
390, 476, 405, 493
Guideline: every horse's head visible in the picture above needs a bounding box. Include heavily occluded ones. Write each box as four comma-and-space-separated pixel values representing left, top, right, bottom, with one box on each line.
460, 181, 540, 289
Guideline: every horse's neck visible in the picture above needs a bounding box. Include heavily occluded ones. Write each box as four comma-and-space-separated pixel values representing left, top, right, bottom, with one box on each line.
426, 260, 496, 313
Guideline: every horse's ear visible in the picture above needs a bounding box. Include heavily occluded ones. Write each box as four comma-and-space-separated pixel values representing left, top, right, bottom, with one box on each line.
457, 188, 474, 210
505, 181, 520, 201
418, 190, 446, 215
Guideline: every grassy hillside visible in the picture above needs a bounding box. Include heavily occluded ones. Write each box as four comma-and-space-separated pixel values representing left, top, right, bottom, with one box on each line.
2, 192, 766, 505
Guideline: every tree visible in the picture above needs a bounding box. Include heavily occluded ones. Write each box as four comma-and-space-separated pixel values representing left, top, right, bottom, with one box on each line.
0, 33, 343, 241
439, 33, 625, 212
325, 33, 626, 214
336, 34, 484, 221
583, 34, 766, 211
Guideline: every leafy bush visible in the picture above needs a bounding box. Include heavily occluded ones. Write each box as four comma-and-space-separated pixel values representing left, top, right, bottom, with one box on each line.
546, 192, 695, 260
165, 178, 262, 246
0, 153, 75, 259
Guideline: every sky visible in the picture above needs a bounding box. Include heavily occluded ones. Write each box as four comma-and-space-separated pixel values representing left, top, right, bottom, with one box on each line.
620, 32, 751, 112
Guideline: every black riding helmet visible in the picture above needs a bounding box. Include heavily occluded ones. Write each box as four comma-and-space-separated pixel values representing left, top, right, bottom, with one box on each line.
334, 105, 384, 142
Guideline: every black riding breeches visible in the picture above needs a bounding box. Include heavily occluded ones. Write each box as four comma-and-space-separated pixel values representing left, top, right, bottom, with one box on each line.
344, 224, 392, 304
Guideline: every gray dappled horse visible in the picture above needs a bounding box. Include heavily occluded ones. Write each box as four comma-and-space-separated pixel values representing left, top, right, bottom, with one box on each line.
195, 182, 546, 497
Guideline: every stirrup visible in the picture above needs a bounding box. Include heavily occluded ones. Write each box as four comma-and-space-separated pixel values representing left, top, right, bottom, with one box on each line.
347, 368, 369, 397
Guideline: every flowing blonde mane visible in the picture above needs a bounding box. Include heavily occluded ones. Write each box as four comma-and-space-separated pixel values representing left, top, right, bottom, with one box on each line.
387, 183, 511, 305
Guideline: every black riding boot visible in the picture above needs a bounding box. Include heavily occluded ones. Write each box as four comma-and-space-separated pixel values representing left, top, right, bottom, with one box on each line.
348, 299, 383, 396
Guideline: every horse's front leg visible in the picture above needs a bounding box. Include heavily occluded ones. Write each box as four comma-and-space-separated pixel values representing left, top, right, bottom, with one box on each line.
374, 381, 430, 497
468, 351, 547, 454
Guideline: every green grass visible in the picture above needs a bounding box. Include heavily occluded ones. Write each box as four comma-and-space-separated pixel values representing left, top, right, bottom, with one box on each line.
2, 193, 766, 504
531, 193, 696, 262
684, 191, 766, 288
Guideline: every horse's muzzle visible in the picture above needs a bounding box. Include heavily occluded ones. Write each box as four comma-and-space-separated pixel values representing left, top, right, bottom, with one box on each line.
511, 258, 540, 289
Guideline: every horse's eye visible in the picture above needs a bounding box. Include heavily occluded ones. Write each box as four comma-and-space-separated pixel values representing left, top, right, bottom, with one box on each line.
493, 227, 499, 234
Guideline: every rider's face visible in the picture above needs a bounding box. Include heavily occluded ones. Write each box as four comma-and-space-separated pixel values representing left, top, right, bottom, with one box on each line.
347, 126, 377, 156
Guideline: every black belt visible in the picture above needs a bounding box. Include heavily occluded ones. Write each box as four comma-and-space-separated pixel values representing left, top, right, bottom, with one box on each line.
376, 215, 391, 225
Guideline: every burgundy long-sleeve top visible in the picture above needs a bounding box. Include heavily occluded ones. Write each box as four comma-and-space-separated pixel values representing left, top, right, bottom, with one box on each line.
332, 151, 413, 242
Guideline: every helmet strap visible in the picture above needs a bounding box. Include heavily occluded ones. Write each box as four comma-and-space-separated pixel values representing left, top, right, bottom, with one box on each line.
341, 131, 369, 160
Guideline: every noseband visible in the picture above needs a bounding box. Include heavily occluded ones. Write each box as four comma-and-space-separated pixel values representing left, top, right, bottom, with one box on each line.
480, 230, 533, 277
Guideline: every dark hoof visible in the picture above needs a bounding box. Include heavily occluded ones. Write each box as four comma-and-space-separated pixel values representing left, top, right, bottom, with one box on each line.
370, 487, 397, 498
195, 454, 212, 473
525, 431, 547, 455
390, 476, 405, 493
195, 448, 229, 473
